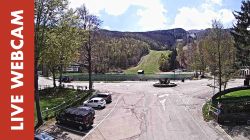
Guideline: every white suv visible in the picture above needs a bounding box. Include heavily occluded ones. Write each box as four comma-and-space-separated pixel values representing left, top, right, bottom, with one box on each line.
84, 97, 106, 109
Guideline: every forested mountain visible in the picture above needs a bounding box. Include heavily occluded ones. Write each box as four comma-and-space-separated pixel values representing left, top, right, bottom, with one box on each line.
98, 28, 188, 50
80, 34, 150, 73
82, 28, 196, 73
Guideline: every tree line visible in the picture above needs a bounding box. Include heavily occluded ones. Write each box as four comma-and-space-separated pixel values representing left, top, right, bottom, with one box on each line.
175, 0, 249, 92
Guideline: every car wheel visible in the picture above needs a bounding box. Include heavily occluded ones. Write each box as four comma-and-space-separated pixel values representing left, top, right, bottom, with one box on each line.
79, 126, 83, 131
98, 105, 102, 109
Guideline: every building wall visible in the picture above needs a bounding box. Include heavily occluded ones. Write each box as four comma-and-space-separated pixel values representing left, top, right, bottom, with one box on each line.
240, 68, 250, 77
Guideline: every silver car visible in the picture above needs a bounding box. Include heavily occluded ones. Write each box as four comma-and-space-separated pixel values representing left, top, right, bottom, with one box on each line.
84, 97, 106, 109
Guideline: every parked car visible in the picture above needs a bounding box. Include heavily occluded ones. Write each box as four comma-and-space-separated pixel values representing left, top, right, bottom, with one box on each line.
91, 92, 112, 103
58, 76, 73, 83
35, 132, 55, 140
84, 97, 106, 109
56, 106, 95, 131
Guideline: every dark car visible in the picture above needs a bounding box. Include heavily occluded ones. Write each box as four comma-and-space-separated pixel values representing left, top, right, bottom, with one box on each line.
91, 92, 112, 103
59, 76, 73, 83
34, 132, 55, 140
56, 106, 95, 131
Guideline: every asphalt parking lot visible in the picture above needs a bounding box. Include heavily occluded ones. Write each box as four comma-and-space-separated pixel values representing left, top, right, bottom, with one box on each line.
38, 77, 248, 140
37, 92, 121, 140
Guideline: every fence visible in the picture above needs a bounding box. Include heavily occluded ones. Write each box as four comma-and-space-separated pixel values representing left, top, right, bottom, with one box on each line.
39, 84, 88, 91
67, 73, 194, 81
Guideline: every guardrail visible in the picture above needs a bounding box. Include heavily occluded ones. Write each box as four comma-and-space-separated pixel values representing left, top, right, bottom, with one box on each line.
209, 105, 220, 116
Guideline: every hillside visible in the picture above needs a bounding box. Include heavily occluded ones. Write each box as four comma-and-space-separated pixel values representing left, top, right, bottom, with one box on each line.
125, 50, 170, 74
98, 28, 189, 50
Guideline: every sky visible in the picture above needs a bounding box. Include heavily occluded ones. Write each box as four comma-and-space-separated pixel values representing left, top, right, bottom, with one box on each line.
68, 0, 242, 32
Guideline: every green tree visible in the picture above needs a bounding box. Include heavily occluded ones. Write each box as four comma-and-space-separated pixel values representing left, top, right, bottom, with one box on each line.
158, 53, 169, 71
232, 0, 250, 68
169, 49, 179, 70
34, 0, 68, 127
40, 9, 82, 87
77, 5, 102, 91
204, 20, 236, 91
177, 43, 186, 69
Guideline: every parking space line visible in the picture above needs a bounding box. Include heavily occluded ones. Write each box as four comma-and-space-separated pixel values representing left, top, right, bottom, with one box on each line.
81, 95, 122, 140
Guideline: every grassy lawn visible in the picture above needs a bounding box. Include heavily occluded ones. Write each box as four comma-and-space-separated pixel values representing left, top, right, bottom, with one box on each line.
35, 88, 90, 123
222, 90, 250, 98
39, 88, 81, 111
125, 50, 170, 74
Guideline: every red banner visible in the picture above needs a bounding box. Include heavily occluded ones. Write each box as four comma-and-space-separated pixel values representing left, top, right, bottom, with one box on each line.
0, 0, 34, 139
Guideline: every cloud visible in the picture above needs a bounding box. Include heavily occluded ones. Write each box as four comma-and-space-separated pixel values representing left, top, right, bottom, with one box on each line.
68, 0, 168, 31
206, 0, 223, 5
171, 0, 234, 30
136, 0, 167, 31
102, 25, 111, 30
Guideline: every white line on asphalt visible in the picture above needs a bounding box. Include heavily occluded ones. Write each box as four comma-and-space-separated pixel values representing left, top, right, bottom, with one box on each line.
158, 94, 169, 98
159, 99, 166, 111
81, 96, 121, 140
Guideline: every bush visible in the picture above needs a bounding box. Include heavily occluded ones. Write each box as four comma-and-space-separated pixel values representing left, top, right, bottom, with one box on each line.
202, 101, 214, 122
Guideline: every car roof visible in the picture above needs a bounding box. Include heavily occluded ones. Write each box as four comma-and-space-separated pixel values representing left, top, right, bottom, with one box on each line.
91, 97, 104, 100
65, 107, 91, 116
77, 106, 94, 111
97, 92, 110, 96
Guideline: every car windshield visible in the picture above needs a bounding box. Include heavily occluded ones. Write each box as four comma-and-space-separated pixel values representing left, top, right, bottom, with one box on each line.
97, 94, 108, 97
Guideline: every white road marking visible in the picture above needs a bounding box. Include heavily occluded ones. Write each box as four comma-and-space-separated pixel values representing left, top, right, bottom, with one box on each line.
81, 96, 121, 140
159, 99, 166, 111
158, 94, 169, 98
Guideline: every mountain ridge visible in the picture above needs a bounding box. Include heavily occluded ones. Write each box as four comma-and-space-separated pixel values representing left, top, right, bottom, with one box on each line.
98, 28, 196, 50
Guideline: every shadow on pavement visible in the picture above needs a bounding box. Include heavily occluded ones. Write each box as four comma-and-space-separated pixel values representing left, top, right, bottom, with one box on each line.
45, 124, 93, 139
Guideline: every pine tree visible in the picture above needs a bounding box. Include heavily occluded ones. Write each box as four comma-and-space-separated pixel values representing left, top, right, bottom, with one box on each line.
232, 0, 250, 67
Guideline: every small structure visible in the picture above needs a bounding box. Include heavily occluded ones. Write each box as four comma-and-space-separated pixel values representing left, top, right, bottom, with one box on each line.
153, 78, 177, 87
137, 70, 145, 81
240, 67, 250, 77
65, 62, 81, 72
137, 70, 144, 74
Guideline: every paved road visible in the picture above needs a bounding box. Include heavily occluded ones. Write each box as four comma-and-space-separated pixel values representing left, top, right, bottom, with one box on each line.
38, 77, 246, 140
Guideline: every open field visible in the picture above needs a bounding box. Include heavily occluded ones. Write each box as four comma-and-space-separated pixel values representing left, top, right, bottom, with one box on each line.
125, 50, 170, 74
